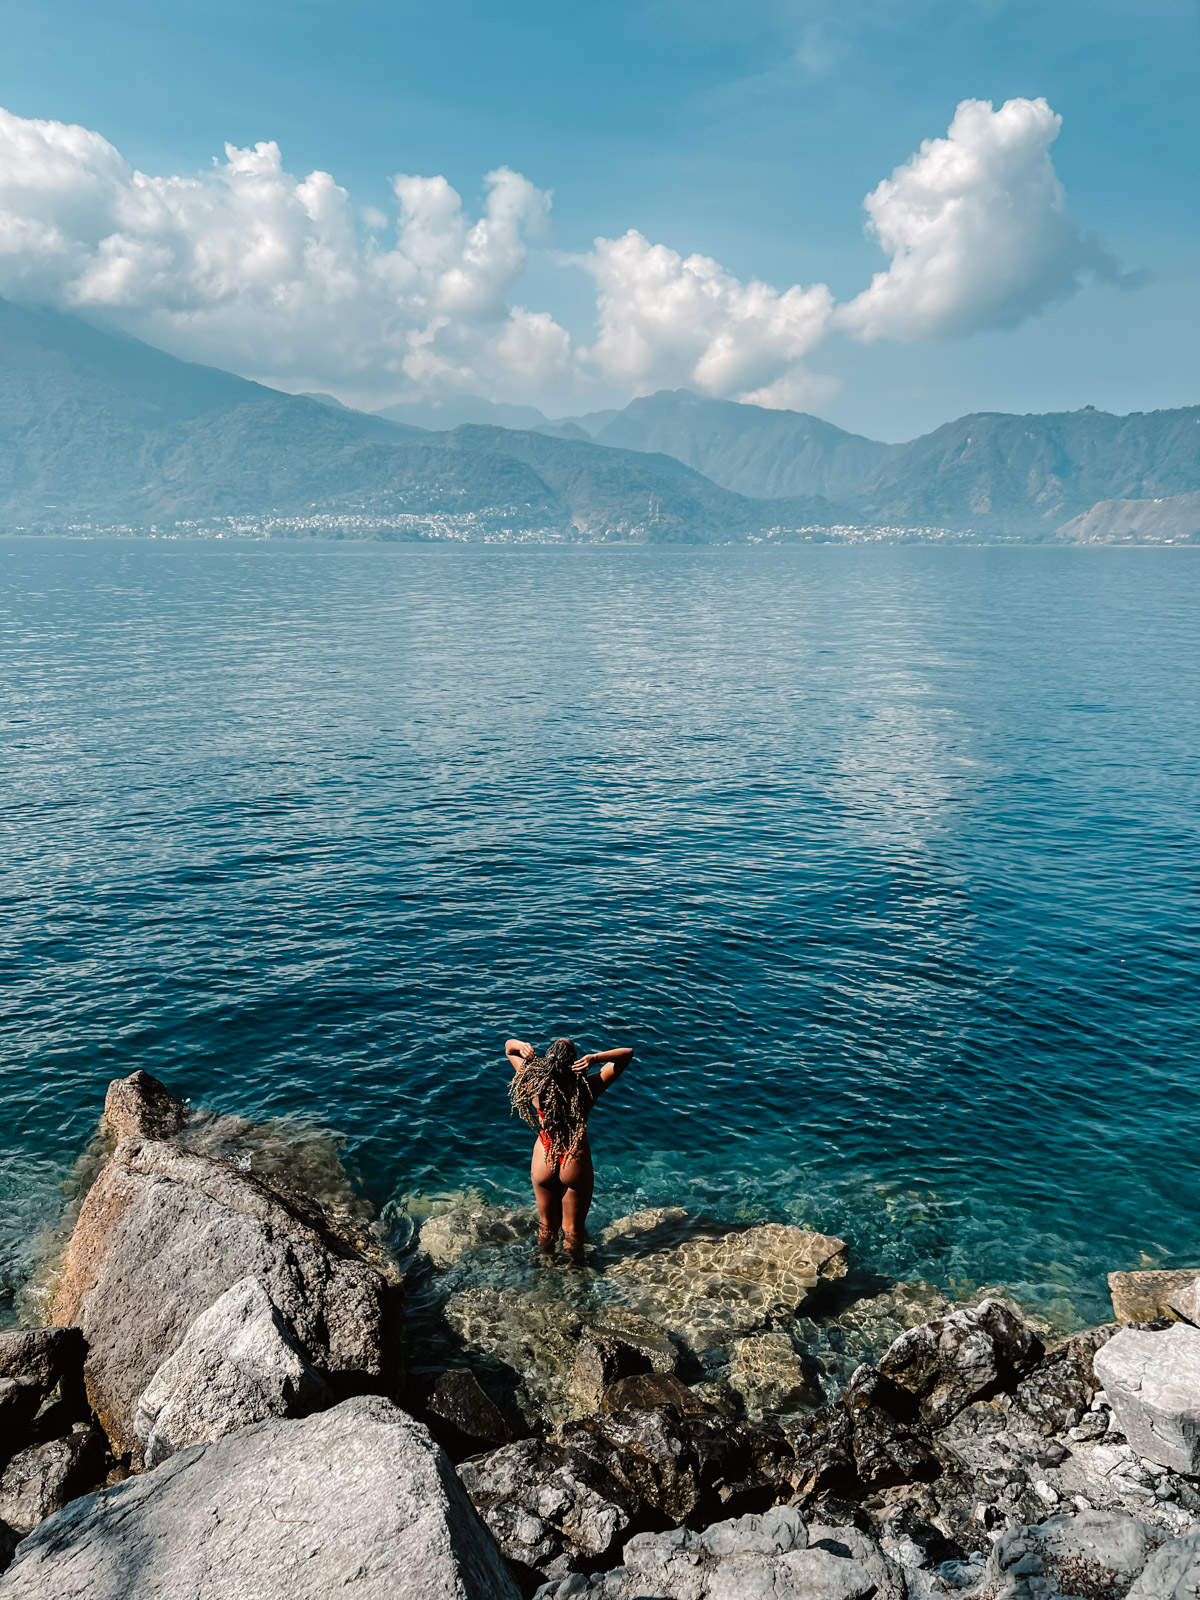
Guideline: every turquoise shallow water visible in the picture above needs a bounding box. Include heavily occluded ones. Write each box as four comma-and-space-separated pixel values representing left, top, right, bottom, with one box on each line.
2, 538, 1198, 1328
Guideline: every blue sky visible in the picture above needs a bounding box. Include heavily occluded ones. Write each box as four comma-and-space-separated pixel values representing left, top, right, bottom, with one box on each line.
0, 0, 1195, 438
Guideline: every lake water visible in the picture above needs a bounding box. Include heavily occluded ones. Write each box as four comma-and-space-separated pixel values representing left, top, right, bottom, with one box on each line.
2, 537, 1198, 1331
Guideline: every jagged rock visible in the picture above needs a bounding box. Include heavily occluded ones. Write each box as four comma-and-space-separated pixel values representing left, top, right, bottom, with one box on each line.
0, 1396, 520, 1600
1129, 1526, 1200, 1597
561, 1404, 796, 1527
0, 1428, 107, 1533
727, 1332, 822, 1420
575, 1321, 677, 1412
0, 1330, 85, 1395
1094, 1323, 1200, 1474
134, 1276, 333, 1468
877, 1298, 1044, 1426
606, 1223, 848, 1352
1167, 1277, 1200, 1328
50, 1106, 401, 1462
458, 1435, 637, 1576
1011, 1324, 1117, 1434
983, 1509, 1159, 1598
418, 1205, 536, 1268
429, 1368, 512, 1447
533, 1507, 883, 1599
840, 1366, 939, 1490
1109, 1268, 1200, 1325
601, 1374, 709, 1416
102, 1069, 188, 1141
782, 1404, 859, 1503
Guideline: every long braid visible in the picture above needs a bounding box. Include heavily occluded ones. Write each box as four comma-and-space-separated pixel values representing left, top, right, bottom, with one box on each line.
510, 1038, 590, 1161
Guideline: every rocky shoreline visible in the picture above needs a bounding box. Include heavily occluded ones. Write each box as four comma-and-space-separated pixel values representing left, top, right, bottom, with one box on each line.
1, 1072, 1198, 1599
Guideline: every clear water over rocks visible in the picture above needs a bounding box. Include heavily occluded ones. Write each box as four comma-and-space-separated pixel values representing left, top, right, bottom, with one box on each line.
2, 538, 1198, 1347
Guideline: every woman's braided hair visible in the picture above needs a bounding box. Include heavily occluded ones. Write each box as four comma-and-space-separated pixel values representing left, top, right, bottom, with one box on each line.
510, 1038, 590, 1161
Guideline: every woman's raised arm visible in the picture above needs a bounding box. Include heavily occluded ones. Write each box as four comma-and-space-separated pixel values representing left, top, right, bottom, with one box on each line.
575, 1045, 634, 1092
505, 1038, 535, 1071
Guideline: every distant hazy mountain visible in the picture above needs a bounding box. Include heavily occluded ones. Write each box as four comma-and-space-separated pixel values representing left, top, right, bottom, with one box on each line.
0, 299, 844, 539
853, 407, 1200, 534
570, 390, 892, 501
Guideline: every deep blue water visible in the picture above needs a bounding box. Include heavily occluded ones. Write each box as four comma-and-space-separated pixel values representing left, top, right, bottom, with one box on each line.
2, 537, 1198, 1328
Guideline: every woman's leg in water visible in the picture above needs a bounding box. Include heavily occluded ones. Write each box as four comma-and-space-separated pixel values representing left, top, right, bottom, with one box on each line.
530, 1141, 564, 1251
558, 1144, 595, 1257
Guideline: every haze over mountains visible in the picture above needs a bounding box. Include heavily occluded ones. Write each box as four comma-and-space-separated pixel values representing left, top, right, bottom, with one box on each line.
1, 298, 1196, 543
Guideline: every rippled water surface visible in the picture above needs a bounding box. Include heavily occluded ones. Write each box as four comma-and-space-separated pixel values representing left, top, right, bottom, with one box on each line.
2, 538, 1198, 1327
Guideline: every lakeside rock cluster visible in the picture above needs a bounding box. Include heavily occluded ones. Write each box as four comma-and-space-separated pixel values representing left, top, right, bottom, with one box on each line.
1, 1071, 1198, 1599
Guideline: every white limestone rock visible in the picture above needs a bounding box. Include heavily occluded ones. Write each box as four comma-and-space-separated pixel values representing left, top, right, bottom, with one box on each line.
135, 1276, 332, 1467
1094, 1322, 1200, 1474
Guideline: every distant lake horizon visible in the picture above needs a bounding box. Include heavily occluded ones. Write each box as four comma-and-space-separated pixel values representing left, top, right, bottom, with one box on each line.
3, 536, 1198, 1330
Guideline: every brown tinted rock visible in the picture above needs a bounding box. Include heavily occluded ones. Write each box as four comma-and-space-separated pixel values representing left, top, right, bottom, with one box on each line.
877, 1297, 1043, 1426
102, 1070, 187, 1141
0, 1428, 107, 1533
50, 1129, 401, 1463
1109, 1268, 1200, 1324
429, 1369, 512, 1446
600, 1373, 709, 1416
574, 1323, 675, 1412
782, 1404, 859, 1503
0, 1330, 85, 1399
840, 1366, 938, 1490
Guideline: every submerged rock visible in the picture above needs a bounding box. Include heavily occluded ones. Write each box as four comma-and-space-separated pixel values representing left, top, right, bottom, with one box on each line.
1094, 1322, 1200, 1474
134, 1275, 333, 1468
50, 1073, 402, 1463
574, 1318, 678, 1412
728, 1331, 822, 1420
1109, 1267, 1200, 1325
600, 1373, 709, 1416
418, 1205, 537, 1269
0, 1396, 520, 1600
429, 1368, 513, 1448
605, 1222, 848, 1352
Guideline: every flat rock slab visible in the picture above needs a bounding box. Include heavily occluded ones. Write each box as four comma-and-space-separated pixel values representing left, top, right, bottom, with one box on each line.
0, 1395, 520, 1600
1109, 1268, 1200, 1324
1094, 1322, 1200, 1474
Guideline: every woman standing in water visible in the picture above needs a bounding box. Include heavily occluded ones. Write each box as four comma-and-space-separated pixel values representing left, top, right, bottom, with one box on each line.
505, 1036, 634, 1258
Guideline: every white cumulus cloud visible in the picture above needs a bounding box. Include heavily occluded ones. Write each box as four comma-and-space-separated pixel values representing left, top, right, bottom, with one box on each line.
578, 229, 836, 408
836, 96, 1124, 343
0, 107, 569, 405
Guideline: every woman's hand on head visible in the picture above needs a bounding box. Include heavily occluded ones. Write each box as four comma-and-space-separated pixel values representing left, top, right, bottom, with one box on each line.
572, 1054, 594, 1074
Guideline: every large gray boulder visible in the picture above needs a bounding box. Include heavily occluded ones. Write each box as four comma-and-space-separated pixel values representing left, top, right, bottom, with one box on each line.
877, 1298, 1043, 1426
0, 1395, 520, 1600
1094, 1322, 1200, 1474
50, 1075, 401, 1463
135, 1276, 332, 1467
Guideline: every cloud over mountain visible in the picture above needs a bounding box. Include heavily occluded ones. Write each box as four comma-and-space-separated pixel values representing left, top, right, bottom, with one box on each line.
0, 98, 1127, 409
836, 97, 1125, 342
0, 109, 568, 403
